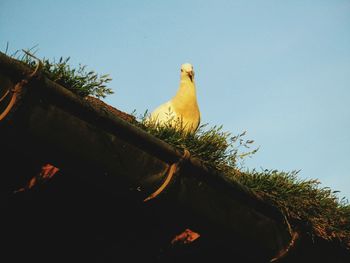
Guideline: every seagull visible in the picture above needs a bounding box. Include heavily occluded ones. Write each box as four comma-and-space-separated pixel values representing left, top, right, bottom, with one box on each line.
149, 63, 200, 133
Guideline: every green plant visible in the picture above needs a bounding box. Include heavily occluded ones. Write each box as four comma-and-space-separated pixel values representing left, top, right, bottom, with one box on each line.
11, 47, 114, 98
231, 169, 350, 248
135, 111, 258, 171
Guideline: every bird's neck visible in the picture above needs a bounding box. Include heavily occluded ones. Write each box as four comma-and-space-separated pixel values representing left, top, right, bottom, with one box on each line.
173, 79, 198, 106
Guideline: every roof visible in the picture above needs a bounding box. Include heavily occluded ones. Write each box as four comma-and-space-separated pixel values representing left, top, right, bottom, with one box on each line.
1, 52, 349, 262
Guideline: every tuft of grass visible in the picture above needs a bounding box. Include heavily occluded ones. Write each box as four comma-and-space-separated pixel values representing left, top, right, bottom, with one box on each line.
231, 170, 350, 248
10, 47, 113, 98
136, 112, 350, 250
135, 111, 258, 171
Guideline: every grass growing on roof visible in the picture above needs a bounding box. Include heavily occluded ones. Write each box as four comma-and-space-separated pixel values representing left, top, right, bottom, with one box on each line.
135, 111, 258, 171
137, 113, 350, 250
8, 47, 114, 99
231, 170, 350, 248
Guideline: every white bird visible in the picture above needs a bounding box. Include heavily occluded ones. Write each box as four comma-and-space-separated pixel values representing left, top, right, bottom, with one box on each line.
149, 63, 200, 133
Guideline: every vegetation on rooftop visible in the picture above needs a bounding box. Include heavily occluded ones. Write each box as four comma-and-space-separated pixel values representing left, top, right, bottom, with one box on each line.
136, 114, 350, 250
8, 47, 113, 98
135, 112, 258, 171
235, 170, 350, 248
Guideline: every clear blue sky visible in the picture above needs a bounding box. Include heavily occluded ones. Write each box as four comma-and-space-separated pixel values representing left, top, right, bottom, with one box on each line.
1, 0, 349, 199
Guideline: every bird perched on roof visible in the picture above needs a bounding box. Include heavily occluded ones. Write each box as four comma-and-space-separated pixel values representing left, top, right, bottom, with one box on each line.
149, 63, 200, 133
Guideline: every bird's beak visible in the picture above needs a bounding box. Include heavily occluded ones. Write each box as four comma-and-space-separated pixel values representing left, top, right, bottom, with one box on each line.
188, 71, 194, 82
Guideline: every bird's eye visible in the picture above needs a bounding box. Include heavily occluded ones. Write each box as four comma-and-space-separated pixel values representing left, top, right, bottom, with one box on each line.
181, 69, 183, 72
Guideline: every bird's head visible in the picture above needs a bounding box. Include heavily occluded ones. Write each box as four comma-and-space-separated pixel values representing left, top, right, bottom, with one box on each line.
180, 63, 194, 82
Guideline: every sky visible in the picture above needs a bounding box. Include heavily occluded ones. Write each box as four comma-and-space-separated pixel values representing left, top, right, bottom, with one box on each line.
1, 0, 350, 198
